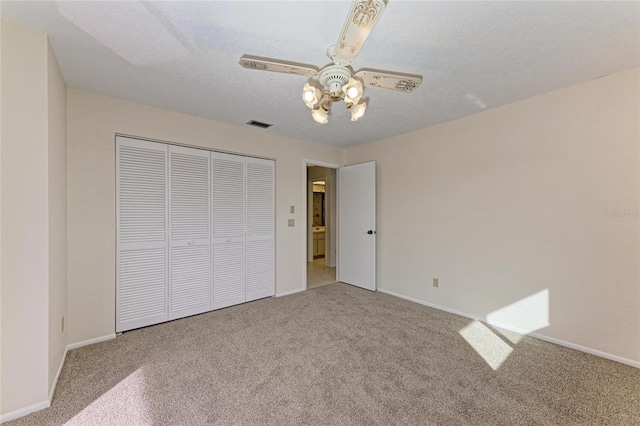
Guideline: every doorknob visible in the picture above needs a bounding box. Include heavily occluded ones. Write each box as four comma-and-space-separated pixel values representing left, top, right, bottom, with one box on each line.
367, 230, 376, 235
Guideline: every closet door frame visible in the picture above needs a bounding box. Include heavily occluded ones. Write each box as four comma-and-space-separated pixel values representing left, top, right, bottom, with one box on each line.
116, 135, 275, 332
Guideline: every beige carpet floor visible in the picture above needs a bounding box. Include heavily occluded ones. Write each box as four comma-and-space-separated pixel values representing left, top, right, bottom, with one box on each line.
8, 283, 639, 425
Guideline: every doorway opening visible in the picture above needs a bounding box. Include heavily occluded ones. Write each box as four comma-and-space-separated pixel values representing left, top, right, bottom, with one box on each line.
306, 163, 338, 289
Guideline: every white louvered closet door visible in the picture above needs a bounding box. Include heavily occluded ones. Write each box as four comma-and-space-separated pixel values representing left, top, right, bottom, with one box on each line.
211, 152, 246, 310
116, 137, 169, 332
246, 158, 275, 301
169, 145, 211, 320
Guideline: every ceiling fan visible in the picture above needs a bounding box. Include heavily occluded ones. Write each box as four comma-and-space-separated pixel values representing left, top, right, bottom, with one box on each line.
239, 0, 422, 124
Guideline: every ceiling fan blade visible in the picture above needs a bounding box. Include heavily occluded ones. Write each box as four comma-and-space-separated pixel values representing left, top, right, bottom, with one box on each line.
331, 0, 386, 66
239, 56, 319, 77
355, 69, 422, 93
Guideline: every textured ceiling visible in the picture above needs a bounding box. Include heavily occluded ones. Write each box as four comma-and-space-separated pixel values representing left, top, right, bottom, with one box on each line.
2, 1, 638, 148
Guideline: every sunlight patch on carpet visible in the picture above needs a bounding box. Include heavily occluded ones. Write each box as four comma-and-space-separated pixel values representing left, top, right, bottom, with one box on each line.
66, 367, 151, 425
459, 321, 513, 370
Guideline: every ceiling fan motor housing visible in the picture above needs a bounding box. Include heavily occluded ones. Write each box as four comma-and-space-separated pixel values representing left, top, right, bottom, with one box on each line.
320, 65, 352, 99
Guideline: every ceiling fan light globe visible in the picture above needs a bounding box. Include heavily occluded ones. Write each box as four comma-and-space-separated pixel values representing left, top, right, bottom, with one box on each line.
303, 91, 315, 103
350, 101, 366, 121
302, 83, 320, 108
342, 78, 363, 104
311, 108, 329, 124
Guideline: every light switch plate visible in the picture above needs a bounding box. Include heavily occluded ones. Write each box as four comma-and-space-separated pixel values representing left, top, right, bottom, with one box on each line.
290, 205, 295, 214
288, 219, 295, 227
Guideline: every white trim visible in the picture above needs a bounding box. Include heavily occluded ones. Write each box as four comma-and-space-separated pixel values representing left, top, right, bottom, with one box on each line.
48, 346, 69, 402
377, 288, 640, 369
67, 333, 116, 351
275, 287, 306, 298
523, 330, 640, 368
378, 288, 480, 320
0, 400, 50, 424
115, 132, 276, 162
303, 159, 342, 170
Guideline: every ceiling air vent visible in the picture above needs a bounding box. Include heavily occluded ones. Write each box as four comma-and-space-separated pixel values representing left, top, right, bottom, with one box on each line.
246, 120, 273, 129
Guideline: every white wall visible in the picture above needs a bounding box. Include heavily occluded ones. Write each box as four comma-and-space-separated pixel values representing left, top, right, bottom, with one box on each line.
66, 89, 343, 345
47, 40, 67, 391
1, 19, 50, 415
345, 68, 640, 363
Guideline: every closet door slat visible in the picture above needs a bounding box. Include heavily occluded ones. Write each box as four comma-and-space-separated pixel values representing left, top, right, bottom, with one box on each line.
212, 242, 246, 309
246, 158, 275, 301
171, 150, 210, 241
211, 152, 246, 309
212, 156, 245, 239
116, 137, 169, 332
169, 145, 211, 320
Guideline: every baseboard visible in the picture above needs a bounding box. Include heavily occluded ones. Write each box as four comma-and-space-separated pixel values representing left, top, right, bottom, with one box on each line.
521, 331, 640, 368
377, 288, 640, 369
48, 346, 69, 402
1, 334, 117, 423
275, 287, 306, 297
67, 333, 116, 350
0, 400, 50, 424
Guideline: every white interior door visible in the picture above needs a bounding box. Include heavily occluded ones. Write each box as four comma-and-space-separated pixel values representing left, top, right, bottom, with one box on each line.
338, 161, 376, 291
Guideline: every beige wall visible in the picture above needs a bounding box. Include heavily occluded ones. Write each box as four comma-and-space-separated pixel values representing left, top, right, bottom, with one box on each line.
1, 20, 50, 415
345, 68, 640, 363
47, 41, 67, 391
66, 89, 343, 344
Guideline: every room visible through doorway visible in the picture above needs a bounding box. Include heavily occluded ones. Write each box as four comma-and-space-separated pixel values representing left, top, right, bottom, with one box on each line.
307, 164, 336, 288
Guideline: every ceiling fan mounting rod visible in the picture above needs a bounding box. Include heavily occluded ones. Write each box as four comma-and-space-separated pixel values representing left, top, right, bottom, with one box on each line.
318, 89, 333, 111
319, 65, 352, 100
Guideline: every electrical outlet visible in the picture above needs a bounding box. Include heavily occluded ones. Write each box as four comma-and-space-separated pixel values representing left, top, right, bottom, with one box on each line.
61, 316, 65, 333
433, 278, 439, 288
288, 219, 295, 227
